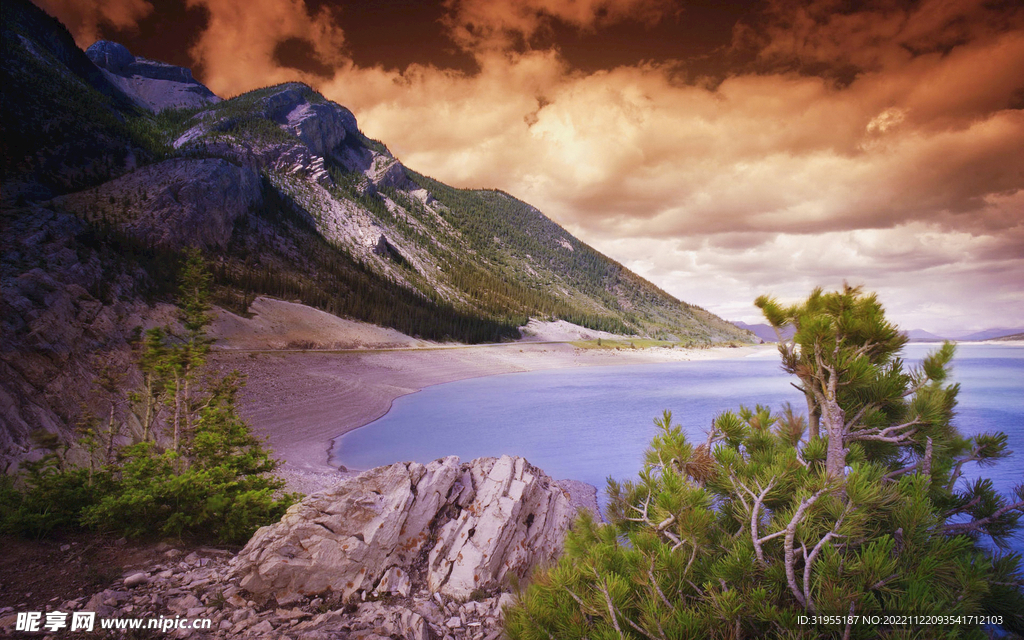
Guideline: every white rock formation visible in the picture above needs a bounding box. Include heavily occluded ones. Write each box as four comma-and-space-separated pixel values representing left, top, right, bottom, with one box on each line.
426, 456, 575, 598
231, 455, 576, 605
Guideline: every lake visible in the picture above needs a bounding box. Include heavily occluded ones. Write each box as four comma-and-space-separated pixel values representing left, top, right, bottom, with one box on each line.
331, 343, 1024, 549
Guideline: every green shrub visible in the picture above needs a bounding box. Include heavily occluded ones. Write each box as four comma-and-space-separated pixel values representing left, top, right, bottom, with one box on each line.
0, 455, 110, 539
80, 446, 292, 544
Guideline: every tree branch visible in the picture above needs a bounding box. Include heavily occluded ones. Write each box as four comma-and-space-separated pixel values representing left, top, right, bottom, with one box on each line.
648, 566, 673, 609
842, 601, 856, 640
843, 403, 873, 432
802, 508, 848, 611
784, 488, 827, 608
848, 418, 922, 444
941, 500, 1024, 536
594, 569, 627, 640
870, 573, 898, 591
746, 479, 776, 565
943, 495, 983, 520
883, 438, 933, 482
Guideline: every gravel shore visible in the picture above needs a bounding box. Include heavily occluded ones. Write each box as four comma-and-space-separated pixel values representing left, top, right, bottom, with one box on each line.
206, 297, 772, 495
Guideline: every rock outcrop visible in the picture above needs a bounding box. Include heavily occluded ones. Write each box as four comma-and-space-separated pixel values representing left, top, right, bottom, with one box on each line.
86, 40, 220, 112
52, 158, 263, 250
170, 84, 363, 191
267, 86, 358, 157
0, 207, 160, 471
0, 544, 517, 639
173, 83, 357, 156
232, 455, 576, 604
374, 234, 408, 265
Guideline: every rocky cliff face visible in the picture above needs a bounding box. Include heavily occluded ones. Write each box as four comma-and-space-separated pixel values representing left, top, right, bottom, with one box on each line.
0, 206, 162, 470
86, 40, 220, 113
53, 158, 264, 250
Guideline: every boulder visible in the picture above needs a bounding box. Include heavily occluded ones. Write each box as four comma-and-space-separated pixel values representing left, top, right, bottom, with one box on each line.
231, 455, 576, 604
232, 456, 463, 603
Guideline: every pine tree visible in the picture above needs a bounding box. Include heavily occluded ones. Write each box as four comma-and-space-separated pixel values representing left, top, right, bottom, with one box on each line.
167, 247, 214, 458
506, 287, 1024, 639
755, 284, 928, 478
128, 327, 169, 443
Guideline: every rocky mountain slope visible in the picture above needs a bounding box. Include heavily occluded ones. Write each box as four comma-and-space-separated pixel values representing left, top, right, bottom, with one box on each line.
2, 0, 750, 341
1, 0, 753, 466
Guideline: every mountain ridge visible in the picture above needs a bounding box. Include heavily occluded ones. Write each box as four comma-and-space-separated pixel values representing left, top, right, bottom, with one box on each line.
1, 0, 753, 466
85, 39, 221, 113
3, 0, 750, 343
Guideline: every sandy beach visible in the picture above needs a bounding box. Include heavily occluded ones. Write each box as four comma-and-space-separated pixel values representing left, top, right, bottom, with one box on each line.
208, 298, 773, 493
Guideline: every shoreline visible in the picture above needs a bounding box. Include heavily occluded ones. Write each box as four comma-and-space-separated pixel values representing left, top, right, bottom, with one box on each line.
211, 341, 775, 494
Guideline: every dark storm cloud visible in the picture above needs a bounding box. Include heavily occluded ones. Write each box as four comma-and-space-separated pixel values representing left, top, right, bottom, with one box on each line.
35, 0, 153, 46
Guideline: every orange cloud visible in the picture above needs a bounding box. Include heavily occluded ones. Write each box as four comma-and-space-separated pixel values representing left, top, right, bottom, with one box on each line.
183, 0, 346, 97
754, 0, 1024, 72
441, 0, 678, 52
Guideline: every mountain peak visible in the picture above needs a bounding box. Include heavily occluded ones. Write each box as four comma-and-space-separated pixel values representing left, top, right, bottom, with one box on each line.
85, 39, 219, 112
85, 40, 134, 73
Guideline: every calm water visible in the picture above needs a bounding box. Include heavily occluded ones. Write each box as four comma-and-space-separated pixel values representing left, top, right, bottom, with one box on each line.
331, 343, 1023, 548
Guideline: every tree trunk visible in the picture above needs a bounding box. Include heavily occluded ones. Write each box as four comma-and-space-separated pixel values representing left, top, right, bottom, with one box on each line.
173, 370, 181, 455
105, 403, 116, 464
184, 375, 191, 438
822, 396, 847, 478
806, 393, 820, 440
142, 375, 153, 442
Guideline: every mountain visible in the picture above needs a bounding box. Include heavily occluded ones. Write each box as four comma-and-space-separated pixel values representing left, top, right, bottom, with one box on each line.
992, 332, 1024, 342
731, 321, 794, 343
952, 327, 1024, 342
900, 327, 1024, 342
1, 0, 753, 465
2, 0, 749, 343
902, 329, 949, 342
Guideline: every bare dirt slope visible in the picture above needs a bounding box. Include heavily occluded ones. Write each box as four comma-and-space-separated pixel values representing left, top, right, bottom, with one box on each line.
209, 297, 428, 350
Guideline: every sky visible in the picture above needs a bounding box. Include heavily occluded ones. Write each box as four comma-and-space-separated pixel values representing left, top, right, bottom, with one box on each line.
36, 0, 1024, 334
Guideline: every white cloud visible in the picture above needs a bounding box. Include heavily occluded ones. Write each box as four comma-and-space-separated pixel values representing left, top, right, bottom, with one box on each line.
597, 222, 1024, 333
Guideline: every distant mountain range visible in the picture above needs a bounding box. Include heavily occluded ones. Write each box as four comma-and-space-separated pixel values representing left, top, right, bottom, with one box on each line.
902, 329, 949, 342
945, 327, 1024, 341
902, 327, 1024, 342
733, 322, 1024, 343
992, 332, 1024, 342
730, 322, 792, 343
